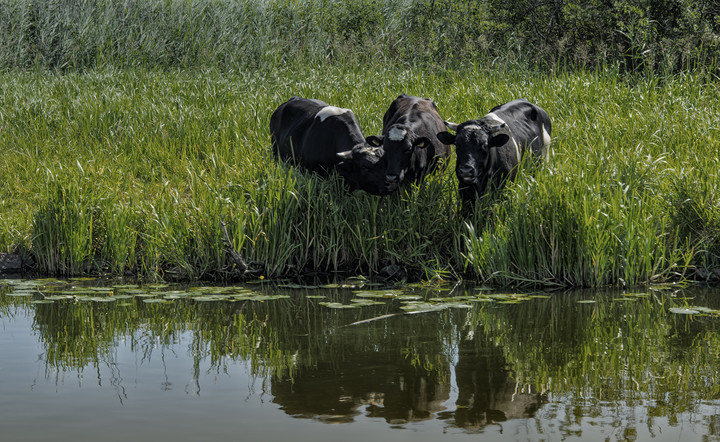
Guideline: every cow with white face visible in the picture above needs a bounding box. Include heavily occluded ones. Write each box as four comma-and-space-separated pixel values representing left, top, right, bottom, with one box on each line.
270, 96, 395, 196
437, 99, 552, 208
366, 94, 451, 187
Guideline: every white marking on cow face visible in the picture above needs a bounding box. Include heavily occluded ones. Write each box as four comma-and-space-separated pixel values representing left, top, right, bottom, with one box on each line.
484, 112, 506, 127
316, 106, 351, 122
542, 125, 552, 162
462, 124, 483, 132
388, 127, 407, 141
356, 146, 381, 155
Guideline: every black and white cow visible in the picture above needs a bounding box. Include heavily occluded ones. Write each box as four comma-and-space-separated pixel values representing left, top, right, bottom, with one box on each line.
437, 99, 552, 207
366, 94, 451, 186
270, 96, 395, 195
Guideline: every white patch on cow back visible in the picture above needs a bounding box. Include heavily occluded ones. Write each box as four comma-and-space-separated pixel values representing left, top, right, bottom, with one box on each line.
541, 125, 552, 162
316, 106, 351, 122
388, 127, 407, 141
484, 112, 506, 127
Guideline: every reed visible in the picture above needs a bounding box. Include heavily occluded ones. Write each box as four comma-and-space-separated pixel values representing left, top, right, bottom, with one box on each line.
1, 66, 718, 286
1, 0, 717, 73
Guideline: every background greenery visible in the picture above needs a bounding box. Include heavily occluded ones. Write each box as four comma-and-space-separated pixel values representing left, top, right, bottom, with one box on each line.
0, 0, 718, 73
1, 0, 719, 286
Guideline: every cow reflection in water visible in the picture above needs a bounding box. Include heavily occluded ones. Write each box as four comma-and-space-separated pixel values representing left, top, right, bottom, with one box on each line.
270, 352, 450, 424
270, 328, 544, 428
447, 330, 546, 429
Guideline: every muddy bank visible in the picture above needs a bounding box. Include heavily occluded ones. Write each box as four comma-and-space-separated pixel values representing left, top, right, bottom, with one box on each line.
0, 253, 25, 274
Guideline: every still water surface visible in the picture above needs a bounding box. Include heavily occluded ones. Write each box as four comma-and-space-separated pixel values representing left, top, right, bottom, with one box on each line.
1, 278, 719, 441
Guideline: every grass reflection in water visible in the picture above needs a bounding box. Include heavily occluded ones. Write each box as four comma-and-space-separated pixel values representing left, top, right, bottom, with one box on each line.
1, 278, 720, 435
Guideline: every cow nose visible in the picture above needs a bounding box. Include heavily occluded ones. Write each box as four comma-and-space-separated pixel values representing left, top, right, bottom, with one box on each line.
386, 174, 400, 184
458, 166, 476, 182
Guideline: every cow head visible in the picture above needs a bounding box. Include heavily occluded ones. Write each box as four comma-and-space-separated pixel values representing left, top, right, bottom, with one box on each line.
336, 145, 397, 195
366, 124, 432, 186
437, 119, 511, 186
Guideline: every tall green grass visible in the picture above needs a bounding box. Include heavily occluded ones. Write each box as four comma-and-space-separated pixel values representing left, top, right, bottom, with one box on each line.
1, 66, 719, 286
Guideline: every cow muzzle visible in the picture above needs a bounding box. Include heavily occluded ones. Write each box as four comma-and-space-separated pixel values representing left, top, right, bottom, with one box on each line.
457, 166, 478, 183
385, 173, 401, 185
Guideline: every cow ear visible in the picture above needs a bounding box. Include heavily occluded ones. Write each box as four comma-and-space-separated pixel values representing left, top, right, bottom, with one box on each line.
414, 137, 431, 149
436, 131, 456, 145
366, 135, 383, 147
489, 133, 510, 148
337, 150, 353, 161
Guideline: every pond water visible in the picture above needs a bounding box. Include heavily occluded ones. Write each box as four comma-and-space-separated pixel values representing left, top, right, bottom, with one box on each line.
1, 278, 720, 441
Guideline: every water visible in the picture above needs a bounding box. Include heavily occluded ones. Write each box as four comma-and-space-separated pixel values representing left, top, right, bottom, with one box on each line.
1, 279, 720, 441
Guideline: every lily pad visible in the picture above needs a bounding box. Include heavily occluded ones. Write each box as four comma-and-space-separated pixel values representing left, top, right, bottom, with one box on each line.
319, 302, 359, 309
193, 295, 230, 302
161, 291, 193, 298
400, 302, 445, 313
350, 298, 386, 306
396, 294, 423, 301
44, 295, 75, 301
234, 294, 290, 301
189, 286, 237, 294
89, 297, 116, 302
444, 302, 473, 309
6, 291, 37, 297
353, 290, 403, 299
143, 298, 170, 304
669, 307, 701, 315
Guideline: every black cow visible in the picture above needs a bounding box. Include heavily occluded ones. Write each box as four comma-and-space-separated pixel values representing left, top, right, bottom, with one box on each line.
437, 99, 552, 207
270, 96, 394, 195
366, 94, 451, 186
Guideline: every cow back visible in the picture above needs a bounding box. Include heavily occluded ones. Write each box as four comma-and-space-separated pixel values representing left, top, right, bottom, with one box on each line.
488, 99, 551, 161
270, 97, 329, 163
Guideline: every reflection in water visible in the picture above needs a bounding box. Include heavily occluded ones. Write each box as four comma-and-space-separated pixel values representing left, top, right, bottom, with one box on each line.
2, 280, 720, 439
448, 329, 544, 429
271, 351, 450, 424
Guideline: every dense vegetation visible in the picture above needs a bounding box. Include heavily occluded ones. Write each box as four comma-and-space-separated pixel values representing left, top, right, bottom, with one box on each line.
0, 0, 718, 73
0, 0, 719, 286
